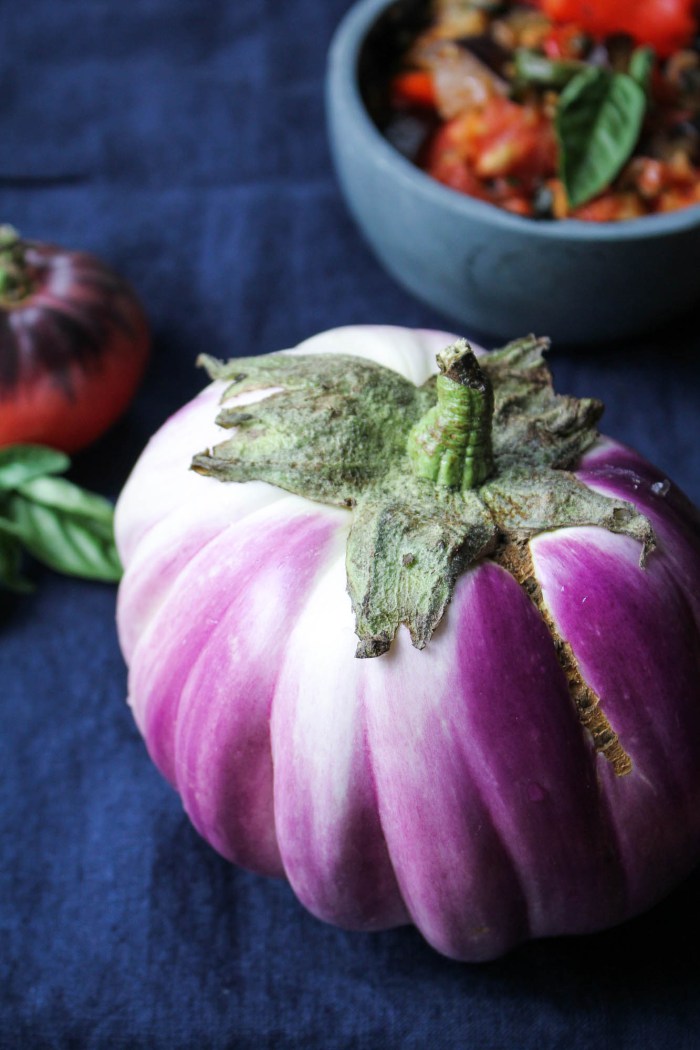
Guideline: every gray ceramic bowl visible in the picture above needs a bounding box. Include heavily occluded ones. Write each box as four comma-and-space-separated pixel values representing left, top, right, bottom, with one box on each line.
326, 0, 700, 343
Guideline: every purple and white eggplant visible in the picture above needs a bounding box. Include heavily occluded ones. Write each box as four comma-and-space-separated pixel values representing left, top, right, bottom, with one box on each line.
115, 325, 700, 961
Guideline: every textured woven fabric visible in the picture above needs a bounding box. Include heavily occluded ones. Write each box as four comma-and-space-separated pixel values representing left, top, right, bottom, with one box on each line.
2, 2, 700, 1046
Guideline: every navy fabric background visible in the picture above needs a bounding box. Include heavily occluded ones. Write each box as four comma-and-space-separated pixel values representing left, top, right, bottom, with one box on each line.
2, 2, 700, 1047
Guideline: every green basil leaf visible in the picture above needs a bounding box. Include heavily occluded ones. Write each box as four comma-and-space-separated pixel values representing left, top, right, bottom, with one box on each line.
0, 444, 70, 492
17, 475, 115, 525
514, 49, 583, 89
628, 47, 655, 94
0, 523, 34, 594
556, 67, 647, 209
5, 489, 122, 582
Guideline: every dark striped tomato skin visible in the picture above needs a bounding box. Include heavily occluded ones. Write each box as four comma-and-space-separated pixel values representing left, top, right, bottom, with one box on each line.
0, 239, 150, 453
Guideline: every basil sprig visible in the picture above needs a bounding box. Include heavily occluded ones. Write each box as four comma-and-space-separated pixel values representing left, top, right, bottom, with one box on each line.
515, 44, 655, 210
554, 48, 654, 209
628, 47, 655, 95
0, 444, 122, 593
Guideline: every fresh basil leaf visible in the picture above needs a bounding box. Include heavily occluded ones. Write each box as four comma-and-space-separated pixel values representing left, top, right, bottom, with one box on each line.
628, 47, 655, 94
514, 49, 583, 89
556, 67, 647, 209
0, 523, 34, 594
0, 444, 70, 492
0, 450, 123, 605
5, 489, 122, 582
17, 475, 115, 525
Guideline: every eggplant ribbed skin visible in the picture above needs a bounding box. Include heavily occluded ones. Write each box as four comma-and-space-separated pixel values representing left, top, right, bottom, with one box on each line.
115, 326, 700, 961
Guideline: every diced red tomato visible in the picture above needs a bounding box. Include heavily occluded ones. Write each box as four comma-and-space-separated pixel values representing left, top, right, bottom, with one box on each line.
422, 97, 557, 207
542, 23, 587, 59
658, 184, 700, 209
421, 122, 491, 198
463, 97, 557, 183
572, 191, 647, 221
534, 0, 696, 58
391, 71, 437, 108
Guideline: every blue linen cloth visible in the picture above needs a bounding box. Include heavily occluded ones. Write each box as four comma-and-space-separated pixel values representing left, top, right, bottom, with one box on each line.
2, 1, 700, 1046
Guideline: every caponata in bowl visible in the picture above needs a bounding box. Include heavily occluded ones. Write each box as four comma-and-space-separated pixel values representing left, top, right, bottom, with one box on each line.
326, 0, 700, 339
369, 0, 700, 220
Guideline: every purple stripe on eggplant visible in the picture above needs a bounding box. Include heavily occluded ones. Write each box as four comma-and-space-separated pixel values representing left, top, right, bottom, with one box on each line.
365, 600, 531, 960
116, 483, 286, 662
578, 439, 700, 624
129, 505, 345, 877
532, 526, 700, 916
365, 562, 627, 960
449, 562, 630, 940
271, 554, 409, 931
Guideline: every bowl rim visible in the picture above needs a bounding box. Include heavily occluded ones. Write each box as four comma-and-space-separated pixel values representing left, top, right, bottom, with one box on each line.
328, 0, 700, 242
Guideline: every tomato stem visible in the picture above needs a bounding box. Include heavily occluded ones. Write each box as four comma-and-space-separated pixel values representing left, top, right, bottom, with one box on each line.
406, 340, 495, 492
0, 226, 31, 305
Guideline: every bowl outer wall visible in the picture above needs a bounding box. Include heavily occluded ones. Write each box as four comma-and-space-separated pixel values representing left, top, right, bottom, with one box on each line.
325, 0, 700, 344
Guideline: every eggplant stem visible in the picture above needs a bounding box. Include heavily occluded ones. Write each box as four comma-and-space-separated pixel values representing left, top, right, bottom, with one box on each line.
406, 339, 495, 492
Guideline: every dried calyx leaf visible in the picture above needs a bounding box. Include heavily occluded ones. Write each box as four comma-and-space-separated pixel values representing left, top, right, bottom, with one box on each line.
192, 336, 654, 658
484, 335, 603, 469
347, 471, 497, 657
481, 468, 655, 564
193, 352, 435, 507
